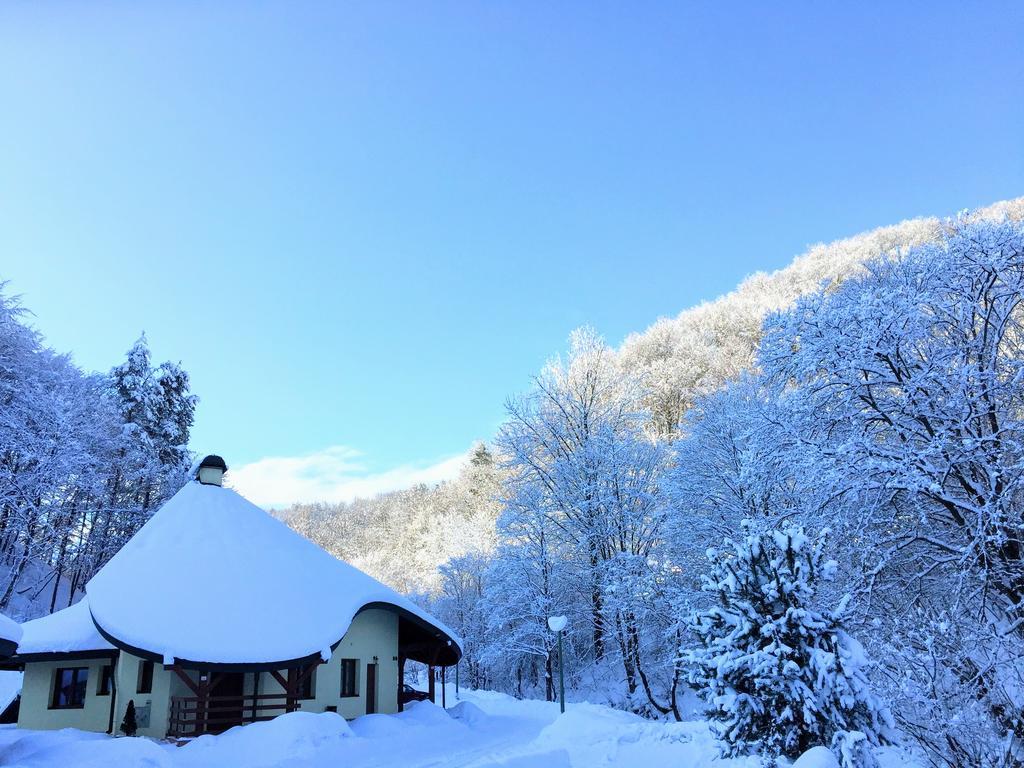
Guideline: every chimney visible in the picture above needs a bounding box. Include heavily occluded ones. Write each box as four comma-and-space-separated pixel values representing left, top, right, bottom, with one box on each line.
196, 455, 228, 487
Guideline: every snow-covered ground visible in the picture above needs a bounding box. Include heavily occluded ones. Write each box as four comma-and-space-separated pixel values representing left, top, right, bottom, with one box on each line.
0, 686, 921, 768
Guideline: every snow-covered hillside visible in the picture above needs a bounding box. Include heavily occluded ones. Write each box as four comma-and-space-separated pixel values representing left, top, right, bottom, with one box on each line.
0, 688, 921, 768
277, 196, 1024, 598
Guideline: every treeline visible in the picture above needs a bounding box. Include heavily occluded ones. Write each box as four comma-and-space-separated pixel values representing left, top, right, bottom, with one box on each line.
281, 198, 1024, 599
620, 196, 1024, 435
272, 200, 1024, 765
0, 289, 196, 619
281, 444, 501, 594
426, 215, 1024, 767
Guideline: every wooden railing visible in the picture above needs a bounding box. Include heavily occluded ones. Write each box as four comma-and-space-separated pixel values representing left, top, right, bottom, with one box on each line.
167, 693, 299, 737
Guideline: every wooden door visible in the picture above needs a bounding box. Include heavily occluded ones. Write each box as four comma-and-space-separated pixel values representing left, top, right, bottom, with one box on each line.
207, 672, 244, 733
365, 663, 377, 715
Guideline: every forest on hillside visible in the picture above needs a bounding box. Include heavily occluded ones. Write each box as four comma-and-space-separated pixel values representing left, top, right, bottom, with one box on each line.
281, 200, 1024, 768
3, 198, 1024, 767
281, 198, 1024, 595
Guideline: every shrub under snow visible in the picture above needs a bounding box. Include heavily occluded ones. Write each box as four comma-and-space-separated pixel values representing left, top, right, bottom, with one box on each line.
685, 523, 894, 766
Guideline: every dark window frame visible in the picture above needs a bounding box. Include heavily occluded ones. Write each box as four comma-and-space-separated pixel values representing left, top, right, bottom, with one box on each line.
340, 659, 358, 698
137, 659, 154, 694
50, 666, 89, 709
97, 664, 113, 696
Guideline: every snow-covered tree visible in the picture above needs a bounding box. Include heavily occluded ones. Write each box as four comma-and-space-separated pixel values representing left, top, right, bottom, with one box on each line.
285, 200, 1024, 764
0, 292, 197, 619
620, 198, 1023, 436
495, 328, 676, 712
685, 523, 893, 765
283, 442, 502, 595
479, 500, 566, 700
433, 551, 491, 690
759, 218, 1024, 767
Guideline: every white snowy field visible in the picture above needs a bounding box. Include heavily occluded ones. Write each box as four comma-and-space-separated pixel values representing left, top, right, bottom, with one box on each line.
0, 685, 920, 768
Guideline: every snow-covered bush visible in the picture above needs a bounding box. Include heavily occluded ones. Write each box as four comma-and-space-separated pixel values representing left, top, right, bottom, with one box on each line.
684, 523, 893, 765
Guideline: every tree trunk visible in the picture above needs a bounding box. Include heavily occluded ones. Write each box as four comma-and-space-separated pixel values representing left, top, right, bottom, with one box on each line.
614, 613, 638, 695
627, 616, 671, 715
590, 549, 603, 659
545, 654, 554, 702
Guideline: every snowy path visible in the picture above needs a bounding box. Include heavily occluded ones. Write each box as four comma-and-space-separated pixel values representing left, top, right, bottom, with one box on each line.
316, 696, 559, 768
0, 688, 919, 768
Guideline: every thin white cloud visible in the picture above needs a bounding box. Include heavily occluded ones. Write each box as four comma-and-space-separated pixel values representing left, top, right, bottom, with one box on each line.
227, 445, 469, 508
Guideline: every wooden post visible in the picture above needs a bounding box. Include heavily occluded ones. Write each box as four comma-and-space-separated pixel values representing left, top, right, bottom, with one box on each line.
286, 669, 298, 713
428, 666, 435, 704
441, 666, 446, 709
250, 672, 260, 723
196, 671, 210, 736
270, 670, 292, 714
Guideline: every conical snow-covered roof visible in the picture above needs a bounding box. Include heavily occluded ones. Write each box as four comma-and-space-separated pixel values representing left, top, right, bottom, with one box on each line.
86, 477, 461, 667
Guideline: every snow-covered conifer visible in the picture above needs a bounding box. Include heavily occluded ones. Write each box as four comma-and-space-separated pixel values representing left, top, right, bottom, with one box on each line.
685, 523, 893, 765
120, 699, 138, 737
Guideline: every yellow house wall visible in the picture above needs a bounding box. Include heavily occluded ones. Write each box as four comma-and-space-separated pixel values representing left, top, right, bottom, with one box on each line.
18, 653, 183, 739
113, 652, 183, 739
259, 609, 400, 719
17, 656, 116, 733
17, 609, 402, 735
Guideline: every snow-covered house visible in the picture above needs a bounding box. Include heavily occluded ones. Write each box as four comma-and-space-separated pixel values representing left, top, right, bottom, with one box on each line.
1, 455, 461, 739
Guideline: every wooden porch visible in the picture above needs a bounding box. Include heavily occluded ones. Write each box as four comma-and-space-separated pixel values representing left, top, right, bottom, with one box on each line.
168, 691, 297, 737
166, 663, 320, 738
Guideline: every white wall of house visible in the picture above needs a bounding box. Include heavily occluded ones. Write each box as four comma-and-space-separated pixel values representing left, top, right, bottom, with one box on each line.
18, 652, 183, 739
113, 651, 190, 738
18, 656, 116, 733
259, 608, 400, 719
18, 608, 402, 737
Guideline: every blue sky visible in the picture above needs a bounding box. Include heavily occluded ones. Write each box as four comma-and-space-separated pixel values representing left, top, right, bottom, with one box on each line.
1, 3, 1022, 505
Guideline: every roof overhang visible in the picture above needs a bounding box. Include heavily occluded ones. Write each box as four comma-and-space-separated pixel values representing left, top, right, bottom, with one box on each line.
91, 601, 462, 671
91, 613, 323, 672
0, 648, 118, 671
359, 602, 461, 666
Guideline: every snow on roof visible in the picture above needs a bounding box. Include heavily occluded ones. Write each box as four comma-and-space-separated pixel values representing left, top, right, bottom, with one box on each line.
87, 480, 461, 665
0, 613, 21, 645
16, 598, 114, 655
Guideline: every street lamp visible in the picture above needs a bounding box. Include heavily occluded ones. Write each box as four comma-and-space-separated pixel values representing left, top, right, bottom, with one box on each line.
547, 615, 567, 714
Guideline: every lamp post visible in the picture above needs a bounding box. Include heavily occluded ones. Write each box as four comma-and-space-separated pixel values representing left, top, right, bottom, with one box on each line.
547, 615, 567, 714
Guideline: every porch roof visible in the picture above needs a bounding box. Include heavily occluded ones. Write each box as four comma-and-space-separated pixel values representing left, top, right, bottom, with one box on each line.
0, 612, 20, 658
7, 598, 114, 662
86, 478, 461, 669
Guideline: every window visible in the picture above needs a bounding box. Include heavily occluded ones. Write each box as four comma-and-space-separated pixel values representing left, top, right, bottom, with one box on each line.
294, 663, 316, 700
51, 667, 88, 709
97, 665, 113, 696
340, 659, 358, 698
137, 660, 154, 694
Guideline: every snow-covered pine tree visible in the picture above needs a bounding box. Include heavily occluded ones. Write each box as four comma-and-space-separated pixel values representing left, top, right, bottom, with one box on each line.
684, 523, 893, 766
153, 360, 198, 470
120, 699, 138, 737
